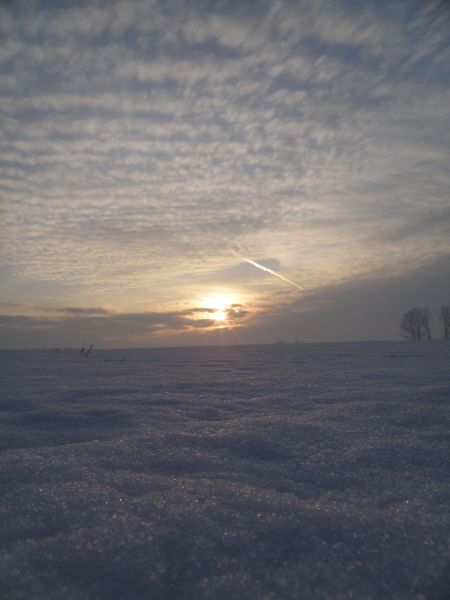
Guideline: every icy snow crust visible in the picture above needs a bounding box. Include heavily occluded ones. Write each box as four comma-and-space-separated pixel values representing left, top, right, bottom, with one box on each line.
0, 342, 449, 600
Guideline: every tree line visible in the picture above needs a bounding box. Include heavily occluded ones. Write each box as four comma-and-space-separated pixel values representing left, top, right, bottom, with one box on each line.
400, 306, 450, 340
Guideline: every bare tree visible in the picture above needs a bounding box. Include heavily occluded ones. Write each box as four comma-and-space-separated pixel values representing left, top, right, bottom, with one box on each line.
422, 307, 431, 340
440, 306, 450, 340
401, 309, 418, 340
400, 307, 431, 340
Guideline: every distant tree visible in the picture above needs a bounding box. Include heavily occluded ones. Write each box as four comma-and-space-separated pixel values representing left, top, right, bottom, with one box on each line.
400, 307, 431, 340
440, 306, 450, 340
422, 307, 431, 340
400, 308, 420, 340
400, 309, 416, 340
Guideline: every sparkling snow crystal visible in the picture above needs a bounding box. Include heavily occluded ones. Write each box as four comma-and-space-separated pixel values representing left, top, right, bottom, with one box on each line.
1, 342, 449, 599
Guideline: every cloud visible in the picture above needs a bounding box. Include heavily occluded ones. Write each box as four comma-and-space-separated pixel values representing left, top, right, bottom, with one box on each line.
380, 207, 450, 242
240, 257, 304, 290
188, 258, 283, 285
232, 253, 450, 344
0, 303, 251, 347
2, 252, 448, 347
0, 0, 449, 340
55, 306, 111, 316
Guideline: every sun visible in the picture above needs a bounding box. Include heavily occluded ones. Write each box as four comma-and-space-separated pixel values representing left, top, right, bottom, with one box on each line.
201, 293, 236, 322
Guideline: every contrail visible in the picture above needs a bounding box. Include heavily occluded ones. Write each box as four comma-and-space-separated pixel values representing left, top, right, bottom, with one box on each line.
241, 257, 304, 290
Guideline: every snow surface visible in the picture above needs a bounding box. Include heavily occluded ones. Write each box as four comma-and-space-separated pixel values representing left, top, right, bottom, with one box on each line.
1, 342, 449, 600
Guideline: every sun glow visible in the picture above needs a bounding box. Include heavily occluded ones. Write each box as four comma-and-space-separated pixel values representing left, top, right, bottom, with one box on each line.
201, 293, 236, 323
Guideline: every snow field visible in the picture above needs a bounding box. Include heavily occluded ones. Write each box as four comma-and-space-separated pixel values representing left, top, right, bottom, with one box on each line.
0, 342, 449, 599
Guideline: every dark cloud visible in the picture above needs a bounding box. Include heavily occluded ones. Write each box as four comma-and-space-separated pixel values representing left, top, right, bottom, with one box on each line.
226, 306, 250, 321
0, 302, 30, 309
381, 208, 450, 242
56, 306, 111, 316
0, 306, 232, 347
239, 254, 450, 343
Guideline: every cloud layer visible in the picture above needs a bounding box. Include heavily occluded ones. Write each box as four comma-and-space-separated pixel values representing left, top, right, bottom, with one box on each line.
1, 0, 449, 344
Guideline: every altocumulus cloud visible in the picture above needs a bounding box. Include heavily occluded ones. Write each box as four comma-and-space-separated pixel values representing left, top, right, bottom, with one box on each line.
0, 0, 449, 344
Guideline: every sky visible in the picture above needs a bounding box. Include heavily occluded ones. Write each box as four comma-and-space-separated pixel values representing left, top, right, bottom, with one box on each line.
0, 0, 449, 348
